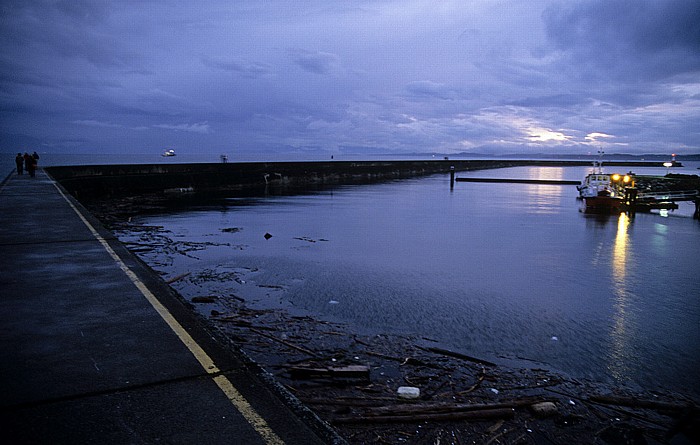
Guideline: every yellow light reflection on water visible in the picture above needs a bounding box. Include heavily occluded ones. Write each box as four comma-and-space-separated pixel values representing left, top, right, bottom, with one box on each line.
608, 212, 635, 381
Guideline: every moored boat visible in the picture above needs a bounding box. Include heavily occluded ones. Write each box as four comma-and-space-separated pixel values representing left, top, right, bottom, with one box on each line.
162, 149, 176, 157
582, 189, 625, 213
577, 154, 633, 213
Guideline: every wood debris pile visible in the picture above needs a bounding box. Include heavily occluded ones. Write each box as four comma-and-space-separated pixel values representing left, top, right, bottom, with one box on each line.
205, 303, 699, 445
86, 195, 700, 444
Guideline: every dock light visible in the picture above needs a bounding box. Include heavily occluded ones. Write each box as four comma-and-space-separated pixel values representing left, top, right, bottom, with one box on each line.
611, 174, 620, 181
663, 162, 673, 174
623, 175, 631, 183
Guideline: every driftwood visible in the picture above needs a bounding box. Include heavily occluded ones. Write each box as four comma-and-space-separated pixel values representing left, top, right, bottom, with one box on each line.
250, 328, 319, 357
289, 365, 370, 380
333, 407, 514, 424
165, 272, 191, 284
415, 345, 497, 367
454, 373, 486, 396
301, 397, 399, 407
211, 316, 277, 330
362, 350, 447, 370
355, 398, 554, 417
191, 296, 216, 303
589, 395, 696, 412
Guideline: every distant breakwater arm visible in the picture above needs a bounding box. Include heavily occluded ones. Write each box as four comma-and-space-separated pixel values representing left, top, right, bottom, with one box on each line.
45, 160, 672, 199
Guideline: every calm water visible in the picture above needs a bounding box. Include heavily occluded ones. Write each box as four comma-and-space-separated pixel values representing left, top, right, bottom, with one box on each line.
5, 154, 697, 396
116, 163, 700, 398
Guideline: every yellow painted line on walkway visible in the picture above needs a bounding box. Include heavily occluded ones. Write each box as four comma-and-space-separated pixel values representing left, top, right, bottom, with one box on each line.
50, 178, 285, 445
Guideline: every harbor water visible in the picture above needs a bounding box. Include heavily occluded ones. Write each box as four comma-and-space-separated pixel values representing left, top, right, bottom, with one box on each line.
3, 155, 698, 397
113, 162, 700, 399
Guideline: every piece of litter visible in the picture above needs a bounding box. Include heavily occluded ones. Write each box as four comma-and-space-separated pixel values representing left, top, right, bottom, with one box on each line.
490, 388, 499, 394
569, 399, 576, 405
397, 386, 420, 399
530, 401, 558, 418
551, 336, 558, 341
328, 300, 339, 304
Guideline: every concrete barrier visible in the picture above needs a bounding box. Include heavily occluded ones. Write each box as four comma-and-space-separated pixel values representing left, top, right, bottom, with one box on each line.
45, 159, 674, 199
44, 160, 499, 198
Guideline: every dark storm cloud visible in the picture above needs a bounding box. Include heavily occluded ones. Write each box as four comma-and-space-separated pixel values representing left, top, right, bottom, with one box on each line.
543, 0, 700, 81
507, 94, 588, 108
404, 81, 456, 101
2, 1, 136, 68
0, 1, 698, 155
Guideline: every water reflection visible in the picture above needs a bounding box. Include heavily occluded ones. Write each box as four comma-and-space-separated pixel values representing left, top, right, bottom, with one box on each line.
525, 167, 565, 181
608, 213, 635, 381
125, 169, 700, 397
524, 167, 565, 214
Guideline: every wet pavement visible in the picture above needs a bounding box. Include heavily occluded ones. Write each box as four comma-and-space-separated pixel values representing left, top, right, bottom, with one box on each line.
0, 169, 338, 444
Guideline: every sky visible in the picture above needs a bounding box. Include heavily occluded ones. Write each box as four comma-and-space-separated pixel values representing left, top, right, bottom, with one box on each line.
1, 0, 699, 158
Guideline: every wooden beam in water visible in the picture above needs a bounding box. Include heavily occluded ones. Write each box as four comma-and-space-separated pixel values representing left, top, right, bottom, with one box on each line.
455, 177, 581, 185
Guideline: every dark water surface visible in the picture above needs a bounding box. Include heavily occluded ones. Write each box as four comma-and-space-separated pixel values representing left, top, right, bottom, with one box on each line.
120, 165, 700, 398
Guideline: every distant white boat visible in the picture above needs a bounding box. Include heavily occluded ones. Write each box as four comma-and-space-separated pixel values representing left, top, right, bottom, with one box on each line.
162, 149, 176, 157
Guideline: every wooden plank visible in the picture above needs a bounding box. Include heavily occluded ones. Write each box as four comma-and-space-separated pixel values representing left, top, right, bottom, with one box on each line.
455, 177, 581, 185
333, 407, 514, 424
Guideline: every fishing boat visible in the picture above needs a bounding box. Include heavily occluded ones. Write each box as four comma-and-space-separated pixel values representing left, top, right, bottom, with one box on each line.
162, 149, 176, 157
577, 155, 633, 213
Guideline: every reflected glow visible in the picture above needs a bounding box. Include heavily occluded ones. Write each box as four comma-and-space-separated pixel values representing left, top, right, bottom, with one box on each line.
524, 167, 564, 214
526, 167, 565, 181
608, 213, 634, 381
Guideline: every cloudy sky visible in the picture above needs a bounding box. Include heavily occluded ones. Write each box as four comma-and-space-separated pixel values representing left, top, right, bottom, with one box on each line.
1, 0, 699, 157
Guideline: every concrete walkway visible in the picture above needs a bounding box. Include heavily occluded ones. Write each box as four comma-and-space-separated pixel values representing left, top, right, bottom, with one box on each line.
0, 169, 338, 444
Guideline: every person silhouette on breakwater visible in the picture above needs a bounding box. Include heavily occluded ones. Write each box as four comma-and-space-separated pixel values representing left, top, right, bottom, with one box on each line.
15, 153, 24, 175
24, 152, 36, 178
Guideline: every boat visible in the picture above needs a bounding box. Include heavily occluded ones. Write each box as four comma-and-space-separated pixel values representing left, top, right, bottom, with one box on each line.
162, 149, 176, 157
580, 186, 626, 213
577, 154, 633, 213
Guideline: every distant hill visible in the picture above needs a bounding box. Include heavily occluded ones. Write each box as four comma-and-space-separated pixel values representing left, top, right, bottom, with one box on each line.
444, 152, 700, 161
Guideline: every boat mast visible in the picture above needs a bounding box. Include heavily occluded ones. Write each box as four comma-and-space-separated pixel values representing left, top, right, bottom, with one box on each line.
594, 149, 604, 174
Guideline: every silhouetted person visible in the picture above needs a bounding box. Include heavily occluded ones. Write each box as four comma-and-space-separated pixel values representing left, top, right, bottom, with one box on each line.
15, 153, 23, 175
24, 153, 36, 177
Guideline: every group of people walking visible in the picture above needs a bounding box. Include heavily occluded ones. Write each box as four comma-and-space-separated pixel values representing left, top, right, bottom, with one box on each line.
15, 152, 39, 177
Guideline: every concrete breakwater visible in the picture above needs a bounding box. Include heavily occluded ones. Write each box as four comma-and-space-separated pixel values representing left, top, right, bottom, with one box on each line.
45, 159, 671, 199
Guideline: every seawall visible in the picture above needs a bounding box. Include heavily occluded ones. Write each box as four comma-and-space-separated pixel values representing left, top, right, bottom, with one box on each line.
45, 159, 673, 199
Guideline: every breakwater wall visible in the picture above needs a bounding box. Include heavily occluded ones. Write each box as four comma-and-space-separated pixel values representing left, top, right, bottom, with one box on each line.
45, 159, 672, 199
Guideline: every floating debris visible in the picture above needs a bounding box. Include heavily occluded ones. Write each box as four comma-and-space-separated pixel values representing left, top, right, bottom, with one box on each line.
165, 272, 191, 284
529, 401, 558, 418
191, 296, 217, 303
397, 386, 420, 399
